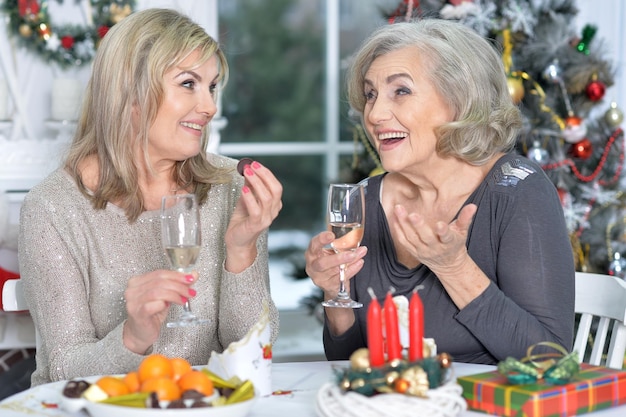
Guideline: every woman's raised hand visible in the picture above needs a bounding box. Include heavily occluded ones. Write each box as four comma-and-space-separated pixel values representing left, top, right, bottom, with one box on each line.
225, 161, 283, 272
392, 203, 477, 276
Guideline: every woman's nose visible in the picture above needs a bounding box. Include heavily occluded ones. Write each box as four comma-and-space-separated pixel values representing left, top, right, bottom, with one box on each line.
197, 90, 217, 118
366, 98, 392, 125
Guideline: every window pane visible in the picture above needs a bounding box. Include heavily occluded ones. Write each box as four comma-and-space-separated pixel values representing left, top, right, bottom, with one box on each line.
240, 154, 327, 231
218, 0, 324, 144
217, 0, 394, 232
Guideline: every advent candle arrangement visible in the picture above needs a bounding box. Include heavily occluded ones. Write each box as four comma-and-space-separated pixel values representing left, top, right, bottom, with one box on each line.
366, 287, 424, 366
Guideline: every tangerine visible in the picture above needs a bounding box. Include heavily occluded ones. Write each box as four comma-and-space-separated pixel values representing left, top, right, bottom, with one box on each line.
170, 357, 192, 381
123, 371, 141, 393
141, 376, 181, 401
96, 375, 130, 397
138, 353, 174, 383
177, 370, 214, 397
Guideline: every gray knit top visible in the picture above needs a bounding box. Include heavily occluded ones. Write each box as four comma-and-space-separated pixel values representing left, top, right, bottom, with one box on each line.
19, 154, 279, 386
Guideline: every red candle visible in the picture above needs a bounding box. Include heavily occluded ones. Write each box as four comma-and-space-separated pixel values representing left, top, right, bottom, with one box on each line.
408, 288, 424, 361
384, 291, 402, 361
366, 288, 384, 367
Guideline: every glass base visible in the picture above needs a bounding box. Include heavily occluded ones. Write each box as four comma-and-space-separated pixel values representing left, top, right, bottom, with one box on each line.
322, 297, 363, 309
166, 314, 210, 328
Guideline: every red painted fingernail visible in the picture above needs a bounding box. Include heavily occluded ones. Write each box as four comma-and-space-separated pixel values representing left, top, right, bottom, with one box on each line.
242, 185, 250, 194
252, 161, 261, 169
185, 274, 194, 283
244, 166, 254, 176
181, 296, 188, 304
189, 288, 197, 297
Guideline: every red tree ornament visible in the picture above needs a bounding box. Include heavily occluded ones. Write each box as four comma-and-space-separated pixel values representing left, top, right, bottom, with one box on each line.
586, 80, 606, 102
569, 138, 593, 160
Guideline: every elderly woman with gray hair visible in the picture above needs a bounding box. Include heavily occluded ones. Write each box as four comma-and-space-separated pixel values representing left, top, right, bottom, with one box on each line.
305, 19, 574, 364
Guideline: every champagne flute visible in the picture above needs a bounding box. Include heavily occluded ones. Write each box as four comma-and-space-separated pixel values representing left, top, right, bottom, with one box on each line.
161, 194, 208, 327
322, 183, 365, 308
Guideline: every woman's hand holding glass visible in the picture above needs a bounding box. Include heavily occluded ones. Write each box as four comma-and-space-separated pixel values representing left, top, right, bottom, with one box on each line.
122, 269, 198, 353
305, 232, 368, 298
304, 184, 367, 309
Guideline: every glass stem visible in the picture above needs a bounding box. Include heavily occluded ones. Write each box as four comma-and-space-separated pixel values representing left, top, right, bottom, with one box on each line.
337, 264, 349, 299
180, 267, 194, 316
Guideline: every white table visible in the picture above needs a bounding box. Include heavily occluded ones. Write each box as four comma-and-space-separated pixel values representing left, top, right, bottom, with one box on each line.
1, 360, 625, 416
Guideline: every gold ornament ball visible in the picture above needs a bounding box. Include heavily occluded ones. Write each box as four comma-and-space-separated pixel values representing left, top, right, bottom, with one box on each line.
507, 76, 525, 104
19, 24, 33, 38
110, 4, 133, 24
605, 102, 624, 127
349, 347, 371, 370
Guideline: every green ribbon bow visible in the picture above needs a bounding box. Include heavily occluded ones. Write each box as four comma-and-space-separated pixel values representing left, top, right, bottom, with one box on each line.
497, 342, 580, 385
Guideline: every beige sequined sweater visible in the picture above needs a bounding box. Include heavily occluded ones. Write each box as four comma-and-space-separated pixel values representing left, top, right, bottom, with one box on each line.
19, 154, 279, 386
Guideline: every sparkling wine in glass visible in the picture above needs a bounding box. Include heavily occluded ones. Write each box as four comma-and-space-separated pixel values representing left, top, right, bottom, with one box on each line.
322, 183, 365, 309
161, 194, 208, 327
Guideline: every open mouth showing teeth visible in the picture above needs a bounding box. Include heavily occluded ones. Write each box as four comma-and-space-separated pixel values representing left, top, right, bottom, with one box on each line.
378, 132, 407, 143
180, 122, 203, 130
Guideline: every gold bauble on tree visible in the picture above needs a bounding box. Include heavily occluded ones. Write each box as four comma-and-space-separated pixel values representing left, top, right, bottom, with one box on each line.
110, 3, 133, 24
507, 76, 524, 104
19, 23, 33, 38
605, 102, 624, 128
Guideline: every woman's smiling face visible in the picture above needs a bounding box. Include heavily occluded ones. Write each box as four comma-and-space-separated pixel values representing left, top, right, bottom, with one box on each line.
362, 46, 454, 173
147, 51, 219, 165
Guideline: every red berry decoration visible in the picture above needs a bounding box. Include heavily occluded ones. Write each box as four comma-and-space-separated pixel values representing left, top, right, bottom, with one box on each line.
569, 138, 593, 160
586, 80, 606, 102
61, 36, 75, 50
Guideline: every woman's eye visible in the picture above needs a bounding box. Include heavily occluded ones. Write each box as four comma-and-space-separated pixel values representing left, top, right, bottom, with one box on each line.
395, 87, 410, 96
209, 83, 217, 96
182, 80, 196, 89
364, 89, 377, 101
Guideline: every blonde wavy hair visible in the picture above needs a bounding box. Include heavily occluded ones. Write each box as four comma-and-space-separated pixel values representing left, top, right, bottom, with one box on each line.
347, 19, 522, 165
65, 8, 231, 222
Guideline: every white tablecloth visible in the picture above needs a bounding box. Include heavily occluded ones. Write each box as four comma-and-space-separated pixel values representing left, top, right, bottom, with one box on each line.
1, 360, 625, 416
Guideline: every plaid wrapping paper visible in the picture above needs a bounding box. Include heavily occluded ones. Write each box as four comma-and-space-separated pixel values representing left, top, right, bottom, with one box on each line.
457, 364, 626, 417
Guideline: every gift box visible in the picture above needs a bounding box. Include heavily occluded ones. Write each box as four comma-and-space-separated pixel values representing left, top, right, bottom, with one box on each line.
458, 364, 626, 417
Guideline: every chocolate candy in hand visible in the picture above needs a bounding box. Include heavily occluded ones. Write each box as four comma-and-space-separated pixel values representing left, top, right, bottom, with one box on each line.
237, 158, 254, 176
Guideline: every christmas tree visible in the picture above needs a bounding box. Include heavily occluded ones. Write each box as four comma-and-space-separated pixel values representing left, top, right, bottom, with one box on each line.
350, 0, 625, 275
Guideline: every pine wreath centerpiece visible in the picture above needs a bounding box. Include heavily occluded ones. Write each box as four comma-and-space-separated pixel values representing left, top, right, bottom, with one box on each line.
2, 0, 135, 69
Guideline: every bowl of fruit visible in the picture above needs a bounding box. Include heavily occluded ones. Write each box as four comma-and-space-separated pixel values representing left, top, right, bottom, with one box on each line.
59, 354, 256, 417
